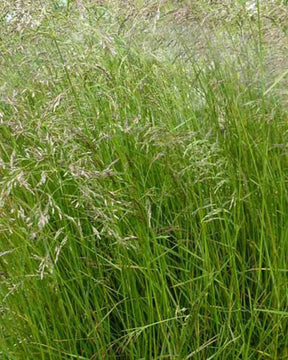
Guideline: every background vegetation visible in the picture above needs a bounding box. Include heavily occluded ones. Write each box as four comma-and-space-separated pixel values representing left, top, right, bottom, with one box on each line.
0, 1, 288, 359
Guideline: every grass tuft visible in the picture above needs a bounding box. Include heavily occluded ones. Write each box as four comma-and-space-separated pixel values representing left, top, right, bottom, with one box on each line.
1, 1, 288, 359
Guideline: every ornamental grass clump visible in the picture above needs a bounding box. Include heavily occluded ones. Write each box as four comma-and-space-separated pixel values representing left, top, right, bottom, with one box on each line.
0, 1, 288, 359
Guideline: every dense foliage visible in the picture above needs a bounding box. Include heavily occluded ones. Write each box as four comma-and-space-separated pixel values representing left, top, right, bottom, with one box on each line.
1, 1, 288, 359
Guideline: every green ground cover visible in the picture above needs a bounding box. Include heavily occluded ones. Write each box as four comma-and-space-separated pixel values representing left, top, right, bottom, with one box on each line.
0, 1, 288, 359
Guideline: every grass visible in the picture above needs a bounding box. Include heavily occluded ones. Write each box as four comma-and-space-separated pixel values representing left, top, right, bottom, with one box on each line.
0, 0, 288, 359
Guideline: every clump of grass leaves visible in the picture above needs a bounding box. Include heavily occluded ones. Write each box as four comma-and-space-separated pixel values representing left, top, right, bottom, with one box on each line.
0, 1, 288, 359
